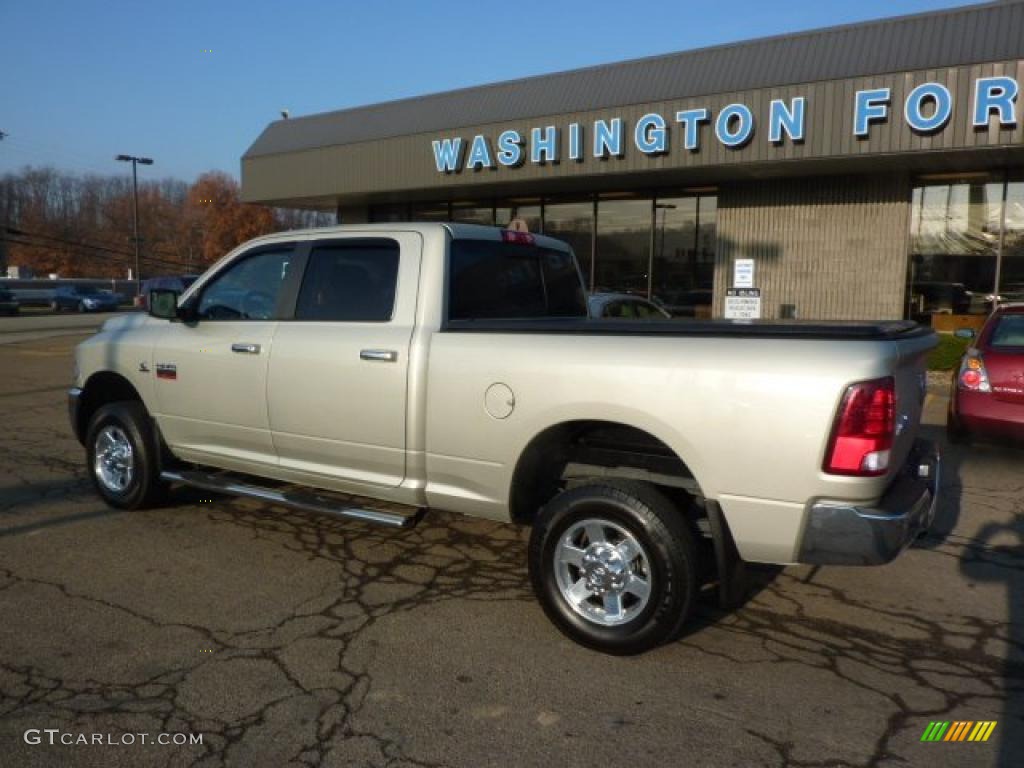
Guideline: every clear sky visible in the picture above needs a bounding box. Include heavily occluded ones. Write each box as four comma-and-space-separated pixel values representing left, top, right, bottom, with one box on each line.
0, 0, 987, 185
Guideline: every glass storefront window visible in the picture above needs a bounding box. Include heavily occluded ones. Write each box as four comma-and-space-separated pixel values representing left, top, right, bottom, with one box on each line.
369, 203, 409, 223
543, 201, 595, 288
1000, 181, 1024, 302
907, 180, 1001, 320
594, 198, 652, 295
375, 191, 717, 310
410, 203, 450, 221
495, 206, 513, 227
451, 204, 494, 225
509, 204, 541, 232
651, 196, 715, 317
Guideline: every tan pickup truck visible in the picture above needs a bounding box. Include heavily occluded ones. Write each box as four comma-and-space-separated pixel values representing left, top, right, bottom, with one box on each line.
69, 223, 939, 653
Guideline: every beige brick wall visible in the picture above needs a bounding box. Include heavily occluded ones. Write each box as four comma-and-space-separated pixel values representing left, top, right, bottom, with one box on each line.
713, 175, 912, 320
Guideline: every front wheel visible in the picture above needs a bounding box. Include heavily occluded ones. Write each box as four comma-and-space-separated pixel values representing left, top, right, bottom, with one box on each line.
85, 401, 167, 509
528, 481, 697, 655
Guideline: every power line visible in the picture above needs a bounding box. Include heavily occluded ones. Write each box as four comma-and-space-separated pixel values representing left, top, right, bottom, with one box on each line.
6, 237, 190, 272
0, 134, 129, 177
5, 227, 194, 271
5, 224, 195, 263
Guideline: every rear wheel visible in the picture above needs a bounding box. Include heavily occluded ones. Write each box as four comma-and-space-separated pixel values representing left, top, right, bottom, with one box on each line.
85, 402, 167, 509
528, 481, 697, 655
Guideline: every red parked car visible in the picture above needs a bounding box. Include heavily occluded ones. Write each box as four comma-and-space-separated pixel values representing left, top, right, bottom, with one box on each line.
948, 304, 1024, 443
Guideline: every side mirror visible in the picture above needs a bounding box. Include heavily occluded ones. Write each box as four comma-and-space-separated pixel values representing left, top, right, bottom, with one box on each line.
953, 328, 975, 340
148, 289, 179, 320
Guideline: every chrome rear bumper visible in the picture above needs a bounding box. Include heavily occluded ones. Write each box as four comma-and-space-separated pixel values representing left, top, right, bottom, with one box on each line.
797, 439, 939, 566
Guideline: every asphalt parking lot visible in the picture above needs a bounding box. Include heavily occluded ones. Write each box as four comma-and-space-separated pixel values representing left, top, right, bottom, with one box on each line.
1, 330, 1022, 768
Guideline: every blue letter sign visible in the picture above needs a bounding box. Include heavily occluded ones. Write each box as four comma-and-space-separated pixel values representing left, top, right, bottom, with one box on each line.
634, 113, 667, 154
497, 130, 523, 167
432, 138, 463, 173
530, 126, 558, 163
768, 98, 805, 143
716, 104, 754, 147
854, 88, 891, 137
905, 83, 952, 133
973, 76, 1019, 127
593, 118, 624, 158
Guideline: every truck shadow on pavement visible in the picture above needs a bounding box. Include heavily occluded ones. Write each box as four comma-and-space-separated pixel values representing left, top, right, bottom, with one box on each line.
4, 423, 1024, 766
185, 447, 1024, 767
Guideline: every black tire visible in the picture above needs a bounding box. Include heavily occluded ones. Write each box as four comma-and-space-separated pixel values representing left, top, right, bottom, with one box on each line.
85, 401, 166, 509
528, 480, 697, 655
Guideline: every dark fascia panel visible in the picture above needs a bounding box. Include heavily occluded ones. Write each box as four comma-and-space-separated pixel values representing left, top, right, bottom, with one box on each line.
244, 1, 1024, 159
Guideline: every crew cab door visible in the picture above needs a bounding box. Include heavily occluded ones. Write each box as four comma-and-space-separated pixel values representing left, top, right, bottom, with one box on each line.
152, 244, 297, 469
267, 233, 421, 488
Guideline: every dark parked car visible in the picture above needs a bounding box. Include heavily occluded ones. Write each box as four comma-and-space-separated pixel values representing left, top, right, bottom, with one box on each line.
911, 281, 973, 319
0, 288, 19, 316
653, 288, 713, 318
135, 275, 200, 309
51, 285, 121, 313
948, 304, 1024, 444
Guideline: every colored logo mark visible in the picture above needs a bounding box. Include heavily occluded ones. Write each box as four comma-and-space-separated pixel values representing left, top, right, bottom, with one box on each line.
921, 721, 997, 742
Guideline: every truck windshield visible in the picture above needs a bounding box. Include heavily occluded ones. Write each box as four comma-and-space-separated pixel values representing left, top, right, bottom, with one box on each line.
448, 239, 587, 321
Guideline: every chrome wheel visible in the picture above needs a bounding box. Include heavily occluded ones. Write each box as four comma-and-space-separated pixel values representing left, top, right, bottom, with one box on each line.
553, 517, 653, 627
93, 425, 134, 493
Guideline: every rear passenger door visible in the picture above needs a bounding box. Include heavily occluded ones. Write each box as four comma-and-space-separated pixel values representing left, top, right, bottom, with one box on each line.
267, 234, 422, 489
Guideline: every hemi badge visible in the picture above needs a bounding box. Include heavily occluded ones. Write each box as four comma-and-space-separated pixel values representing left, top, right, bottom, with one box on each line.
156, 363, 177, 380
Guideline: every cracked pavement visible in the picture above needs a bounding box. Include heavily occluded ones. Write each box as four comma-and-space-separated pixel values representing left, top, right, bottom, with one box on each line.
1, 332, 1022, 767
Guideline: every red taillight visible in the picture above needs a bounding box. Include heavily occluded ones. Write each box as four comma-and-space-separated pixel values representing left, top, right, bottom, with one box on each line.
501, 230, 535, 245
824, 377, 896, 477
957, 353, 992, 392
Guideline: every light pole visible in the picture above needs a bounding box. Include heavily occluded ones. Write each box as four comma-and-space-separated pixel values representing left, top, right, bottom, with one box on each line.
115, 154, 153, 293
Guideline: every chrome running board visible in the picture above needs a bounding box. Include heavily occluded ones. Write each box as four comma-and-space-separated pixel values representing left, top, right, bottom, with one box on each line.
160, 469, 424, 529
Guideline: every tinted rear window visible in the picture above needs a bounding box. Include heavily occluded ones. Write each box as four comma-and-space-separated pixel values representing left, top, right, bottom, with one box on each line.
990, 315, 1024, 348
447, 239, 586, 321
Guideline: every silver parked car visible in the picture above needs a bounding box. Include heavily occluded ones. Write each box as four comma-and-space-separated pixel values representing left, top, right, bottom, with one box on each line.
588, 292, 672, 319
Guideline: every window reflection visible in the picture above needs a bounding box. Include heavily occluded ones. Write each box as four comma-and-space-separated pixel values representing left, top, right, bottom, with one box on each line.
543, 201, 595, 288
451, 204, 494, 225
595, 198, 651, 295
368, 203, 408, 223
908, 181, 1002, 320
500, 202, 541, 232
1000, 181, 1024, 302
410, 203, 450, 221
651, 196, 715, 317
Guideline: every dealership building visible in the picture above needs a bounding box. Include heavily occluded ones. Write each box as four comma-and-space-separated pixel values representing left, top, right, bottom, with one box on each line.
241, 0, 1024, 323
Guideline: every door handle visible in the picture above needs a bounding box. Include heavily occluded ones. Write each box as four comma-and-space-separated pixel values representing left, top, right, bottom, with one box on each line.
231, 343, 261, 354
360, 349, 398, 362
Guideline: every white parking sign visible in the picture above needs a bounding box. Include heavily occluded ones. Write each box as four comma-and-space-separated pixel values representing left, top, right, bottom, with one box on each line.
733, 259, 755, 288
724, 288, 761, 320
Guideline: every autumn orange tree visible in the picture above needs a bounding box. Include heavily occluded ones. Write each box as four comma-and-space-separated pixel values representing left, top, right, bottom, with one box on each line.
1, 166, 327, 279
186, 171, 276, 266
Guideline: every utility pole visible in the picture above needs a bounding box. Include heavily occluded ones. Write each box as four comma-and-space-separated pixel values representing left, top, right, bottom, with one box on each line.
0, 131, 9, 276
115, 154, 153, 293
